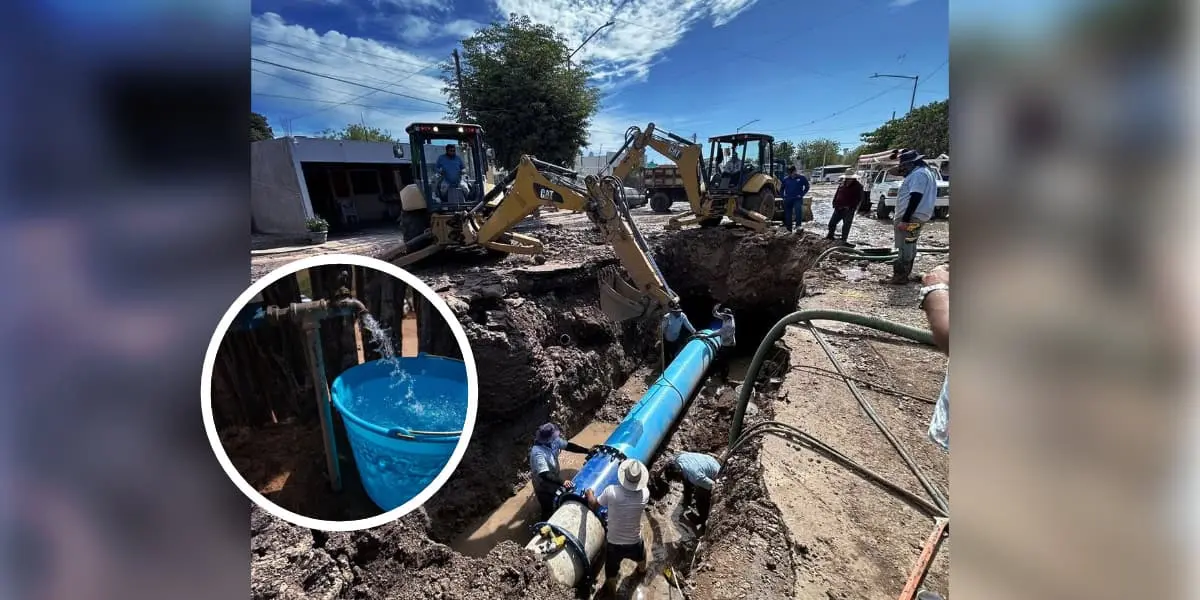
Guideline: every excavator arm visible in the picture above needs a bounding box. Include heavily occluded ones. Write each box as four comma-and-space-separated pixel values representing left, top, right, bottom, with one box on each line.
469, 155, 679, 322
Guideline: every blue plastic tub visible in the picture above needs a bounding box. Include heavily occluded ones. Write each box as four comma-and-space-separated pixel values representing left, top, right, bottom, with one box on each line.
330, 353, 468, 512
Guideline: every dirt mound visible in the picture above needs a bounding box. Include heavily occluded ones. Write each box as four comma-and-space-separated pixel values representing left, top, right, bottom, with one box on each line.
654, 229, 831, 340
417, 262, 656, 540
250, 505, 570, 600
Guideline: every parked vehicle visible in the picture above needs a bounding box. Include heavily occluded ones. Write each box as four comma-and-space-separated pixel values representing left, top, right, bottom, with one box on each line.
622, 186, 647, 209
867, 166, 950, 220
642, 165, 688, 213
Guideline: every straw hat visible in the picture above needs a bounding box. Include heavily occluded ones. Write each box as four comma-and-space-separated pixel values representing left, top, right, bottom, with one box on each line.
840, 172, 859, 180
618, 459, 649, 492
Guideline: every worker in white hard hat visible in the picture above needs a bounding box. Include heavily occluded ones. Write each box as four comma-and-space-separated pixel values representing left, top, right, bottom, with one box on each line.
585, 459, 650, 593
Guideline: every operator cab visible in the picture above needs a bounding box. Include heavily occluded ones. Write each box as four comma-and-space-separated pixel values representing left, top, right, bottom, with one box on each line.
405, 122, 488, 211
706, 133, 775, 194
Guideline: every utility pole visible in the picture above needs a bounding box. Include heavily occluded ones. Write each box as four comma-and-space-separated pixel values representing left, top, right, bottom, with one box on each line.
452, 49, 466, 121
871, 72, 920, 113
568, 21, 615, 71
736, 118, 760, 133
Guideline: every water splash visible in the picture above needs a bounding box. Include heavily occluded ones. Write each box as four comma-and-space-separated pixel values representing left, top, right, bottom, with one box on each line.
357, 311, 417, 406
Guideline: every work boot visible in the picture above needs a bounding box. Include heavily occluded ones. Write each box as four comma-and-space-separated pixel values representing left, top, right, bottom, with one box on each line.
888, 263, 910, 285
825, 231, 835, 240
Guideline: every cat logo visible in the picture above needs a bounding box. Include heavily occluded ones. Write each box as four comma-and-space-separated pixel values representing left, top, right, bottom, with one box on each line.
667, 143, 682, 160
534, 184, 564, 204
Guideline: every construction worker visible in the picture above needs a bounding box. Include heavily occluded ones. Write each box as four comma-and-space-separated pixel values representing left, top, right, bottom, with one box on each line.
891, 149, 938, 284
669, 452, 721, 530
780, 166, 810, 233
435, 143, 466, 202
827, 172, 863, 243
661, 304, 695, 367
584, 459, 650, 593
530, 423, 589, 522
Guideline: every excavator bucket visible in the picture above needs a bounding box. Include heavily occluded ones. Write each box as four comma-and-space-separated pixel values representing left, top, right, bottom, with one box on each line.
598, 265, 652, 322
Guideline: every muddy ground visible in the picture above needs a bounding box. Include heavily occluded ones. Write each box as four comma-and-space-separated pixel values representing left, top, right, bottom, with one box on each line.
246, 188, 951, 599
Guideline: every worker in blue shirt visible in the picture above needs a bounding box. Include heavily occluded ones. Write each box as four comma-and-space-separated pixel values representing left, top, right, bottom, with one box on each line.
661, 303, 696, 368
435, 144, 465, 201
668, 452, 721, 530
529, 423, 589, 522
779, 166, 810, 233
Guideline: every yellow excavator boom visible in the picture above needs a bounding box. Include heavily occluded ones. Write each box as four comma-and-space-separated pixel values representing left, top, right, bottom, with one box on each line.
470, 155, 678, 322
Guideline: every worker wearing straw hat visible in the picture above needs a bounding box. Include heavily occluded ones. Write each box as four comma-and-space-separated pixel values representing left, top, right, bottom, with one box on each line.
585, 459, 650, 593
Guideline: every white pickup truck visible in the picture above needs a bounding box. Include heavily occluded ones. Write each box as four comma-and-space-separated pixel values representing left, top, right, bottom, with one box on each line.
867, 166, 950, 220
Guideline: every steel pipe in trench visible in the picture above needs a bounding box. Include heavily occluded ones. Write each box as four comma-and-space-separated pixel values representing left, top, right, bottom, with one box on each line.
526, 324, 728, 588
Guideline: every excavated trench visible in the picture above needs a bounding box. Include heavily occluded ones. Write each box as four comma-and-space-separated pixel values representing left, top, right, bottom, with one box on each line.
250, 229, 830, 600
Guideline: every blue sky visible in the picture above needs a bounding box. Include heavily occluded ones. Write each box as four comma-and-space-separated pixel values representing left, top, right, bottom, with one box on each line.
250, 0, 948, 155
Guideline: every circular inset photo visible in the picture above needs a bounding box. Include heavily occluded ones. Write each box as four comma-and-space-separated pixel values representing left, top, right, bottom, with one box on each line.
201, 254, 477, 531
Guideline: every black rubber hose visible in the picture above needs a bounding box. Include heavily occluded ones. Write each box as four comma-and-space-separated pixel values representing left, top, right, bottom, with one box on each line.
730, 308, 934, 446
809, 324, 949, 513
724, 421, 948, 519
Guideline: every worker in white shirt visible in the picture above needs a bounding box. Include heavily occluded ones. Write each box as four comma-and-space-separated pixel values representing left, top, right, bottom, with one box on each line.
584, 459, 650, 594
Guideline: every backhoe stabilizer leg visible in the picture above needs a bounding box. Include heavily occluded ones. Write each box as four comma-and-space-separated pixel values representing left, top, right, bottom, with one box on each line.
668, 211, 703, 230
480, 231, 545, 256
390, 242, 444, 267
598, 265, 653, 322
729, 206, 771, 231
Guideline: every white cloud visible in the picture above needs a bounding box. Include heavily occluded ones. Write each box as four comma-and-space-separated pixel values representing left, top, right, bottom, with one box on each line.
392, 14, 482, 44
369, 0, 449, 12
492, 0, 760, 86
889, 0, 922, 7
251, 12, 450, 136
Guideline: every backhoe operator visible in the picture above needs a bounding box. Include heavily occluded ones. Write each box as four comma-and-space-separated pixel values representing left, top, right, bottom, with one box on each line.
435, 143, 466, 201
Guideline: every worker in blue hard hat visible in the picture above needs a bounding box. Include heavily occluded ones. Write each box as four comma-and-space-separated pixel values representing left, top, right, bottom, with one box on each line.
530, 423, 589, 522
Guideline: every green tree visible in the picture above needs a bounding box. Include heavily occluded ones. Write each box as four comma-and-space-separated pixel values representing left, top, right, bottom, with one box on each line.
251, 112, 274, 142
315, 123, 399, 143
444, 14, 601, 169
772, 140, 796, 164
794, 138, 844, 168
859, 100, 948, 156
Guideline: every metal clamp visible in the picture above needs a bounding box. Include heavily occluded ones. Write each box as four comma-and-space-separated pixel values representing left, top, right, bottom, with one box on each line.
531, 520, 594, 588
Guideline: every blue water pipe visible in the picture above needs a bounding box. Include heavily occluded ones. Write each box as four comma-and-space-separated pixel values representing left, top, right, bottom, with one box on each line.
556, 319, 729, 519
529, 313, 733, 588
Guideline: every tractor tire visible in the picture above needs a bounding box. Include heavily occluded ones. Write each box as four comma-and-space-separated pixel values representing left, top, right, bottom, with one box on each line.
875, 198, 892, 220
934, 206, 950, 219
401, 209, 432, 250
650, 191, 673, 213
753, 188, 776, 220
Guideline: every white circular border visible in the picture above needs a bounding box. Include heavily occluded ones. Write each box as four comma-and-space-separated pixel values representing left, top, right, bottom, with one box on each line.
201, 254, 478, 532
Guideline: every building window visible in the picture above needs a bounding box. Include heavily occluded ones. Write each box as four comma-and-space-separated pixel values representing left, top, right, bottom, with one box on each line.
349, 170, 381, 195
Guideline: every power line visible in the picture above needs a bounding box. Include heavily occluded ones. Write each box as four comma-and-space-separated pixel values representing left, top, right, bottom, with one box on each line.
771, 80, 910, 133
250, 58, 447, 108
253, 37, 437, 84
251, 28, 442, 71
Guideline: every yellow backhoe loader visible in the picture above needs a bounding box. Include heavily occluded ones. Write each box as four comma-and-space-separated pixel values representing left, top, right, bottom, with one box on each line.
601, 124, 774, 231
394, 122, 678, 323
